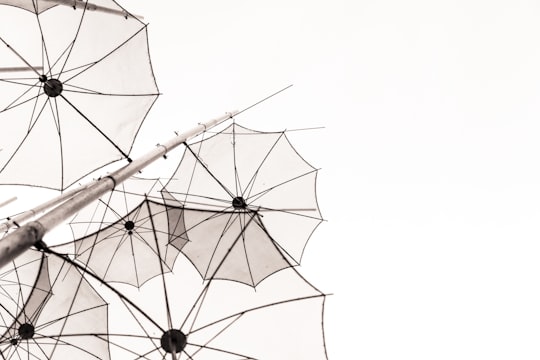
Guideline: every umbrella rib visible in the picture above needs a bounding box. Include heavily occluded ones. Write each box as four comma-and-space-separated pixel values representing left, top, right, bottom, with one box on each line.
7, 254, 50, 328
29, 332, 104, 359
57, 0, 88, 76
183, 213, 257, 333
0, 78, 39, 87
247, 168, 319, 204
0, 82, 41, 115
249, 212, 299, 266
202, 212, 238, 280
33, 303, 107, 333
191, 294, 326, 335
0, 96, 51, 174
117, 299, 164, 358
31, 0, 54, 76
98, 333, 157, 359
232, 122, 242, 197
43, 248, 165, 333
42, 257, 90, 358
61, 26, 148, 84
145, 199, 174, 329
242, 131, 285, 200
239, 213, 256, 286
62, 87, 160, 97
187, 313, 244, 358
184, 142, 235, 198
28, 84, 45, 133
59, 94, 130, 159
0, 36, 41, 77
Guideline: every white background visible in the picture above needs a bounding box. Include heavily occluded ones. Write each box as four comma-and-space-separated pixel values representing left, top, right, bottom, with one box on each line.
6, 0, 540, 359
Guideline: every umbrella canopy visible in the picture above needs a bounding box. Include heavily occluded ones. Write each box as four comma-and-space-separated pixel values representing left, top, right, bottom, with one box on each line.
0, 249, 109, 359
62, 199, 187, 288
44, 245, 328, 360
60, 177, 184, 288
162, 122, 323, 286
0, 0, 159, 190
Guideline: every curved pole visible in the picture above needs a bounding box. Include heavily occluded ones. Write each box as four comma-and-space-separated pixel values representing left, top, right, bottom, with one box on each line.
0, 111, 238, 268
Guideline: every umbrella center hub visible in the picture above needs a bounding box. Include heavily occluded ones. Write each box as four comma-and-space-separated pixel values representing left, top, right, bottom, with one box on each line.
160, 329, 187, 353
18, 323, 34, 340
232, 196, 247, 209
124, 220, 135, 231
43, 78, 63, 97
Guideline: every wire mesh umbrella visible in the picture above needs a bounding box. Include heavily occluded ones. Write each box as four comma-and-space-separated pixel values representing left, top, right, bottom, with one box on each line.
0, 0, 159, 190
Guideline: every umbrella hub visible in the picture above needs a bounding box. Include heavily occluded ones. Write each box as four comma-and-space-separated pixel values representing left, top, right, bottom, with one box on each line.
43, 78, 63, 97
160, 329, 187, 353
124, 220, 135, 231
232, 196, 247, 210
18, 323, 35, 340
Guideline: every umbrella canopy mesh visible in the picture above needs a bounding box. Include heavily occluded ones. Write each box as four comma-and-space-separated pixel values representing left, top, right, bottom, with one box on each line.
0, 0, 159, 190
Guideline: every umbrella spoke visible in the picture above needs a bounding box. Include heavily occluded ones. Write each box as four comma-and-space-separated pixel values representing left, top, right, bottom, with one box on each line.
184, 143, 235, 199
0, 97, 51, 173
0, 36, 41, 77
57, 1, 88, 77
58, 94, 129, 159
241, 131, 285, 201
0, 82, 41, 116
62, 26, 148, 84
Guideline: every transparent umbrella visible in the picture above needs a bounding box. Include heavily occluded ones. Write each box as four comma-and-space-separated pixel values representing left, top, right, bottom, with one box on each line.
0, 0, 159, 190
162, 122, 323, 286
0, 248, 110, 359
42, 222, 328, 360
56, 177, 185, 288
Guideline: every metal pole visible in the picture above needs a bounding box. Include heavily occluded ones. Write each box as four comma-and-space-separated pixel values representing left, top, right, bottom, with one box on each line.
0, 111, 237, 268
43, 0, 145, 19
0, 66, 44, 72
0, 182, 91, 233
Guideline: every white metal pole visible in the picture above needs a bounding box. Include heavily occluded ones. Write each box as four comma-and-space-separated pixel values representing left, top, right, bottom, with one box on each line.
0, 111, 237, 268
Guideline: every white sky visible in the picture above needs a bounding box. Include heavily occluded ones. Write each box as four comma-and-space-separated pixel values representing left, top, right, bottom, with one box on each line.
5, 0, 540, 359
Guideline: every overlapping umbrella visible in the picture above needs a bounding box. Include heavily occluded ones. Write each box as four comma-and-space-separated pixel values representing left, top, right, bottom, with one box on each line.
0, 248, 110, 359
162, 122, 323, 286
0, 2, 330, 359
42, 225, 328, 360
0, 0, 159, 190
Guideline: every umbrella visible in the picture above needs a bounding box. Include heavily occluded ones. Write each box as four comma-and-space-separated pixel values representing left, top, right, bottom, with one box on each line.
0, 0, 159, 190
0, 248, 110, 359
161, 122, 323, 286
59, 177, 186, 288
42, 223, 328, 360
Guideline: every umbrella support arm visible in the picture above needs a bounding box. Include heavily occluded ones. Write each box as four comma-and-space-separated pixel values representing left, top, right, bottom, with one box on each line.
0, 111, 237, 268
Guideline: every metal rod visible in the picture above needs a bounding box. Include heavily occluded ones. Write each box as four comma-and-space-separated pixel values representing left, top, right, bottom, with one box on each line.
0, 111, 237, 268
0, 196, 16, 210
42, 0, 145, 20
0, 182, 91, 233
0, 66, 44, 72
